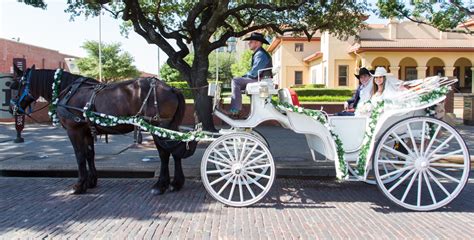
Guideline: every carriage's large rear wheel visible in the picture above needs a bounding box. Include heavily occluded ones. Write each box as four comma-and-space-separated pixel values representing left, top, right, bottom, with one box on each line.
201, 133, 275, 207
374, 117, 470, 211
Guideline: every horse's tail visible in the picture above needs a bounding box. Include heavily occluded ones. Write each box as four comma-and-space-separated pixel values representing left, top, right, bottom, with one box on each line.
169, 88, 186, 131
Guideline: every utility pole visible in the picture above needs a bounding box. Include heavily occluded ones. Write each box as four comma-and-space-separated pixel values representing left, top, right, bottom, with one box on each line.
98, 7, 103, 82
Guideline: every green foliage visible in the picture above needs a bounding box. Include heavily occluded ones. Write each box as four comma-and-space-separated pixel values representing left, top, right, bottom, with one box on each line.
298, 96, 348, 102
291, 84, 326, 89
160, 55, 194, 82
293, 88, 353, 97
166, 81, 193, 99
231, 50, 253, 77
208, 52, 236, 85
76, 40, 139, 83
162, 52, 236, 85
376, 0, 471, 33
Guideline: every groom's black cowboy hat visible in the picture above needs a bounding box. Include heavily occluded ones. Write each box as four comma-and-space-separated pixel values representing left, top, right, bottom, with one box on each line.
354, 67, 375, 79
244, 32, 270, 45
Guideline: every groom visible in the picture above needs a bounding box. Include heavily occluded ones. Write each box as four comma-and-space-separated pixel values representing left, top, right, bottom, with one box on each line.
337, 67, 373, 116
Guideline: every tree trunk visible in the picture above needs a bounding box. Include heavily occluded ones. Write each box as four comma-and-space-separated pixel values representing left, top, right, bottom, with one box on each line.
189, 55, 217, 132
194, 86, 216, 132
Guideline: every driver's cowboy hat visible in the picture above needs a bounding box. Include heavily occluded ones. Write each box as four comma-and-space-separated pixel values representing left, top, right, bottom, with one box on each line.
371, 67, 389, 77
244, 32, 270, 45
354, 67, 374, 79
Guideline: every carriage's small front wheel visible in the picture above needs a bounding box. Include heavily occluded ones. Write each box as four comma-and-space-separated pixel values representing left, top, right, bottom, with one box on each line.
201, 133, 275, 207
374, 117, 470, 211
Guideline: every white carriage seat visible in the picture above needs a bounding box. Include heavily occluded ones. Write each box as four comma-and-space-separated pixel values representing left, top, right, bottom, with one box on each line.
277, 88, 300, 106
329, 116, 368, 153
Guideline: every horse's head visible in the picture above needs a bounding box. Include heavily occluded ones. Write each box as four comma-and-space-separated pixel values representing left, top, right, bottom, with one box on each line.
9, 64, 37, 115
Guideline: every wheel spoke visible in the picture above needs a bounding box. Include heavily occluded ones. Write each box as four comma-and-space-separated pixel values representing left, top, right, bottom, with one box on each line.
217, 175, 235, 195
238, 176, 244, 202
208, 159, 231, 169
233, 138, 239, 162
243, 152, 267, 167
423, 171, 437, 204
210, 172, 233, 186
429, 149, 463, 162
245, 163, 271, 171
380, 165, 413, 180
388, 168, 416, 193
424, 124, 442, 156
245, 174, 266, 190
426, 169, 450, 196
406, 123, 420, 156
207, 169, 231, 175
430, 163, 465, 168
378, 159, 410, 165
429, 167, 460, 183
420, 120, 426, 156
210, 150, 233, 165
239, 138, 248, 162
382, 145, 411, 160
425, 135, 454, 159
417, 171, 422, 207
383, 162, 389, 175
247, 171, 271, 179
223, 141, 236, 162
401, 171, 419, 203
241, 143, 258, 164
391, 132, 415, 156
243, 175, 256, 199
227, 176, 237, 201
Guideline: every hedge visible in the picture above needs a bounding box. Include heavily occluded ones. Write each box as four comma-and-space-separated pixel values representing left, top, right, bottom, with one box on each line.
292, 88, 353, 97
166, 81, 193, 98
298, 95, 348, 102
166, 81, 224, 99
291, 84, 326, 89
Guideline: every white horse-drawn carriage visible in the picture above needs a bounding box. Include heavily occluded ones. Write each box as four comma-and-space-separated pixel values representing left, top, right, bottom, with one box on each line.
200, 69, 471, 211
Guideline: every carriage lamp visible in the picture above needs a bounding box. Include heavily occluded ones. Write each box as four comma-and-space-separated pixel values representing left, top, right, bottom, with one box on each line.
259, 85, 269, 98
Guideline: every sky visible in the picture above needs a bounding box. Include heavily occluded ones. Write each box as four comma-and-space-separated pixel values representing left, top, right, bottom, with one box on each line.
0, 0, 387, 74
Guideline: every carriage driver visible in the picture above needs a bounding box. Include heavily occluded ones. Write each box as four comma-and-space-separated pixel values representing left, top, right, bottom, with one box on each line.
222, 32, 273, 118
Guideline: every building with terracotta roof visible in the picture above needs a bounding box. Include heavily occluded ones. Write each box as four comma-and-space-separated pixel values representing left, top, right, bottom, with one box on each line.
269, 19, 474, 93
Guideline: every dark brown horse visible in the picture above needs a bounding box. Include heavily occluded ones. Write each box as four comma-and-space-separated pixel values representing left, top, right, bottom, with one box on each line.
9, 65, 197, 195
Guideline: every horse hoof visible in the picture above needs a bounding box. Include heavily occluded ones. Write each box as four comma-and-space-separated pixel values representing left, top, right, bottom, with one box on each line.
150, 188, 165, 195
169, 184, 182, 192
72, 185, 87, 194
87, 180, 97, 189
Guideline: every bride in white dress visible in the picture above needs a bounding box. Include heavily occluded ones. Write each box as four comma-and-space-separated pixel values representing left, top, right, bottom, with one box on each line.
356, 67, 406, 116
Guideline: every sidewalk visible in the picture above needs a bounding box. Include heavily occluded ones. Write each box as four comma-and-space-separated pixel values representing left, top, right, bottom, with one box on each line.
1, 122, 473, 178
0, 123, 336, 178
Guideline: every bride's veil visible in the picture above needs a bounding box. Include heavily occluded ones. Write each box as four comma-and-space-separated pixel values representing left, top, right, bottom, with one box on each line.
359, 77, 373, 104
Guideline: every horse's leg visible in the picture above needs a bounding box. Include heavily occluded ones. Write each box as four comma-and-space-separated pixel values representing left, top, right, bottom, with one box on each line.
67, 128, 89, 194
151, 148, 171, 195
84, 132, 97, 188
170, 155, 185, 192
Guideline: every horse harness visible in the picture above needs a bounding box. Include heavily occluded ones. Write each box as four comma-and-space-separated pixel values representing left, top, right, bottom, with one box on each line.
57, 77, 171, 141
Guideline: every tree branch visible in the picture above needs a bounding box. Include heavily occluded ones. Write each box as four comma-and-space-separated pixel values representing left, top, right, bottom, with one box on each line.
124, 0, 191, 75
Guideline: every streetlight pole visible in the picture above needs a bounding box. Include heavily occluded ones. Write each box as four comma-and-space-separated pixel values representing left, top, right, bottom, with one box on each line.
157, 47, 161, 78
98, 7, 103, 82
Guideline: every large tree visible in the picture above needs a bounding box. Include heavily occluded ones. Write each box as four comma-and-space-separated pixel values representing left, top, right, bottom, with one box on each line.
77, 40, 140, 83
21, 0, 472, 130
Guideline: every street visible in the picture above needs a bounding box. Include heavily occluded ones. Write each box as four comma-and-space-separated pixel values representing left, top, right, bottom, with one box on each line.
0, 177, 473, 239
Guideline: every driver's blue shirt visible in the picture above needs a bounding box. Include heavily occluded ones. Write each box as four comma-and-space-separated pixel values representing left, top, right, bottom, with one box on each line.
243, 47, 272, 79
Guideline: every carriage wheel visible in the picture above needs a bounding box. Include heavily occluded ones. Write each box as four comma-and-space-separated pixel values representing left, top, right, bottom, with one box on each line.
201, 133, 275, 207
249, 129, 270, 149
374, 117, 470, 211
349, 139, 409, 185
215, 129, 270, 181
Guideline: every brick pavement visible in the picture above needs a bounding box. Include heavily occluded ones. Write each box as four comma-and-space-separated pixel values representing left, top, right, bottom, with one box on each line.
0, 177, 472, 239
